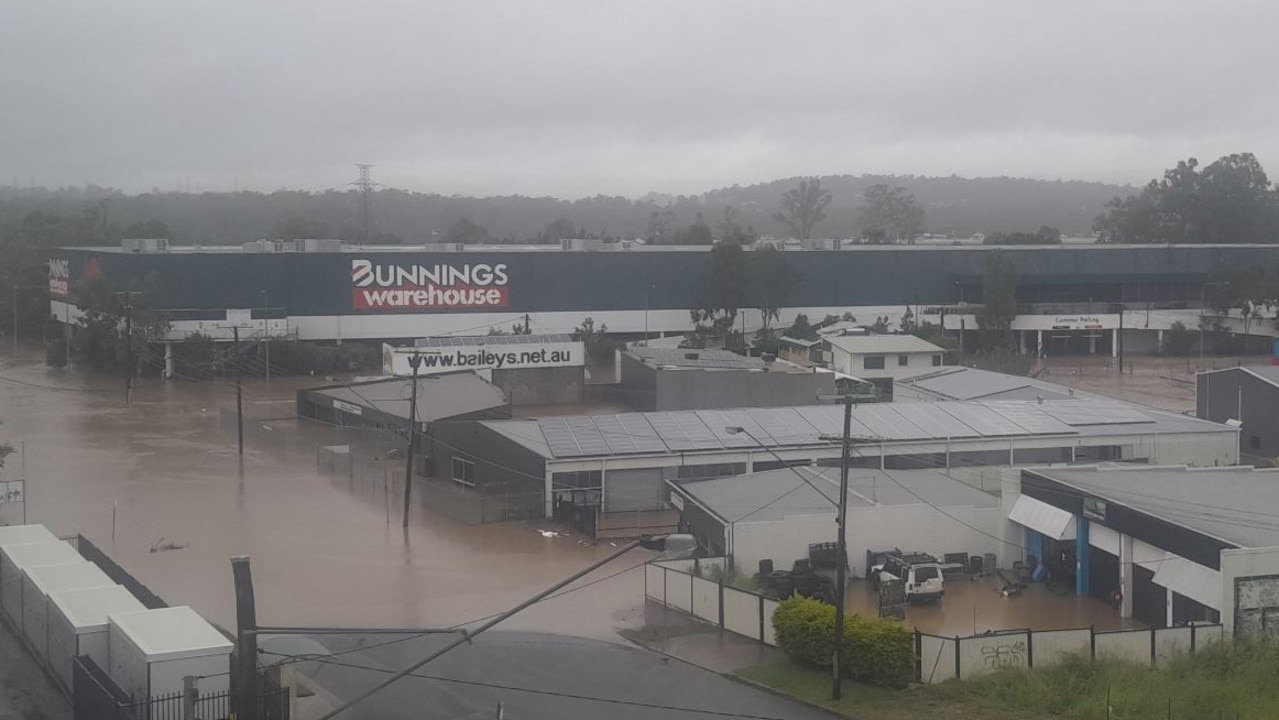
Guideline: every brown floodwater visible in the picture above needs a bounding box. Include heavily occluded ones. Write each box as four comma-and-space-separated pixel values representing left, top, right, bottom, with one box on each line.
0, 346, 651, 641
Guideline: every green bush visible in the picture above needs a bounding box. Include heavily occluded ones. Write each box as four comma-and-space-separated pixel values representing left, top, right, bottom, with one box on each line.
772, 596, 914, 687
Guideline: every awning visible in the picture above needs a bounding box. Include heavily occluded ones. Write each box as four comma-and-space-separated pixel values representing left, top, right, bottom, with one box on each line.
1009, 495, 1077, 541
1152, 555, 1222, 611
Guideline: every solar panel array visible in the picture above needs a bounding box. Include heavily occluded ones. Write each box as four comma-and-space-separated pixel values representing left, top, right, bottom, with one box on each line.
414, 334, 573, 348
532, 398, 1156, 458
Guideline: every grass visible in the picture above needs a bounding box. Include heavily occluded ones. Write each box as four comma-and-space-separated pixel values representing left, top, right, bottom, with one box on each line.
737, 640, 1279, 720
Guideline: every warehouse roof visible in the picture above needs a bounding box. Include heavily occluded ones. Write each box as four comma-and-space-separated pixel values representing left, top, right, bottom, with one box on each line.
672, 467, 998, 524
413, 334, 574, 348
626, 346, 766, 370
826, 334, 945, 355
482, 397, 1230, 460
896, 366, 1083, 403
1028, 466, 1279, 549
1198, 365, 1279, 388
307, 373, 507, 423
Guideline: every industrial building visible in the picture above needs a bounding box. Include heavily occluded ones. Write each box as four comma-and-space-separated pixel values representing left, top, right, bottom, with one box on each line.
47, 241, 1279, 348
296, 372, 510, 438
1012, 465, 1279, 633
894, 366, 1090, 403
429, 397, 1238, 531
618, 346, 835, 411
670, 466, 1005, 577
384, 334, 586, 406
825, 334, 946, 398
1196, 365, 1279, 463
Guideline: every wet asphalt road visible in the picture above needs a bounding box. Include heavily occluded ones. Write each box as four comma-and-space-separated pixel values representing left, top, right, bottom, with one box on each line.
264, 630, 832, 720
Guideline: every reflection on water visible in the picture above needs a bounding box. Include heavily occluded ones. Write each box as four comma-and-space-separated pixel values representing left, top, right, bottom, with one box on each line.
0, 348, 649, 640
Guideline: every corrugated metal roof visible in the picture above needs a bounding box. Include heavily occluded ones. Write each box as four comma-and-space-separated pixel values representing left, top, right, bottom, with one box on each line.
627, 347, 765, 370
1009, 495, 1077, 541
413, 334, 573, 348
896, 366, 1078, 402
312, 373, 507, 423
826, 334, 945, 355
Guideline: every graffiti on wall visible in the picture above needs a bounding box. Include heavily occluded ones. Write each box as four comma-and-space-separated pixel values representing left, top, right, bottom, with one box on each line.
981, 640, 1027, 669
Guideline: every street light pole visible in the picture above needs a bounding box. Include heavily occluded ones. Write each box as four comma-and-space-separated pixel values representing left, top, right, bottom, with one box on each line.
261, 291, 270, 386
831, 396, 852, 700
402, 352, 424, 528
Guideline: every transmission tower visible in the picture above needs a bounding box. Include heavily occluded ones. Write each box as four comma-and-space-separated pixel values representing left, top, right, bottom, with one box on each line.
352, 164, 378, 244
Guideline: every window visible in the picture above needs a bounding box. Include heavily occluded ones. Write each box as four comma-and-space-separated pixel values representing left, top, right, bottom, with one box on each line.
552, 470, 602, 489
677, 463, 746, 480
898, 355, 909, 367
863, 355, 885, 370
914, 566, 940, 582
932, 354, 942, 366
451, 457, 476, 487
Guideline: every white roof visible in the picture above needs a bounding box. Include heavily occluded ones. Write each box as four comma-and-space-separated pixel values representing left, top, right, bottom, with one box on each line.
48, 585, 145, 632
0, 524, 58, 549
3, 541, 83, 571
109, 606, 233, 662
1009, 495, 1077, 541
1152, 555, 1222, 611
826, 334, 945, 355
25, 561, 115, 597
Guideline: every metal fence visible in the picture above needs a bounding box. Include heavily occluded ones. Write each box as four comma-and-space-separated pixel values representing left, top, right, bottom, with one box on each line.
73, 655, 290, 720
644, 557, 1227, 684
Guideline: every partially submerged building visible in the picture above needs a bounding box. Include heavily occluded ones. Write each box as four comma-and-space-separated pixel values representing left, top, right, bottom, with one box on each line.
619, 346, 834, 412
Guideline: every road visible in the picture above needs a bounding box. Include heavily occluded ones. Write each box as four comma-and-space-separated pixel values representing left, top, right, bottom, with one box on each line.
264, 630, 834, 720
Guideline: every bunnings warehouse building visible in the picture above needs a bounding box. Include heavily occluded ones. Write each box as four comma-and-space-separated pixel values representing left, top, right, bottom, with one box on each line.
45, 241, 1279, 351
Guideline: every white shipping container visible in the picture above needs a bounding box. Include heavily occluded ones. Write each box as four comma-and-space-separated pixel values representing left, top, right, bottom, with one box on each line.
108, 607, 233, 707
0, 525, 58, 624
22, 561, 115, 664
0, 540, 82, 632
46, 585, 145, 696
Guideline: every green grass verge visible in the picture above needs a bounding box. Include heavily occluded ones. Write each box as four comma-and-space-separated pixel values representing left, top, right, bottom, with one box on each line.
737, 639, 1279, 720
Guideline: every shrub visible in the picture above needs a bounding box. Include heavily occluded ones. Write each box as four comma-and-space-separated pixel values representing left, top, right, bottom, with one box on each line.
772, 596, 914, 687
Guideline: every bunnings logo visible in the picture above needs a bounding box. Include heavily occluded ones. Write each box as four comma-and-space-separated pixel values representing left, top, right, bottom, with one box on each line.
351, 259, 509, 311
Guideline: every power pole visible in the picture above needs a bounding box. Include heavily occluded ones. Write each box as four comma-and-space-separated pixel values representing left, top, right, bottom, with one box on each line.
233, 326, 244, 455
352, 164, 377, 245
832, 396, 852, 701
231, 556, 259, 720
11, 284, 17, 353
402, 352, 424, 527
260, 291, 270, 386
117, 291, 137, 404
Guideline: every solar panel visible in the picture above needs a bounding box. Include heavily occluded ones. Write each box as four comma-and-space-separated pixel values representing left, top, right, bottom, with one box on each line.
539, 417, 586, 457
696, 410, 768, 448
890, 403, 982, 439
851, 404, 926, 440
592, 414, 667, 454
939, 403, 1028, 437
647, 412, 723, 452
564, 416, 612, 456
984, 402, 1077, 435
751, 407, 823, 445
1039, 400, 1154, 426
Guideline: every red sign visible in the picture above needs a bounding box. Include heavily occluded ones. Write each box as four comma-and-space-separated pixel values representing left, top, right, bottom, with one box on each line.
350, 259, 509, 312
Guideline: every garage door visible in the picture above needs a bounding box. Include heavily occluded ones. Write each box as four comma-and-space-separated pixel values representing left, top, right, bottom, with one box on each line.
604, 468, 664, 512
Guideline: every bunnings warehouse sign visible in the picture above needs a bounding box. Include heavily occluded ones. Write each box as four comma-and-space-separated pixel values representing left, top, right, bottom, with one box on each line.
383, 339, 584, 375
352, 259, 509, 311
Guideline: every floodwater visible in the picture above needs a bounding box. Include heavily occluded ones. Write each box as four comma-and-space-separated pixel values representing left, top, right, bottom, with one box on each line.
0, 346, 652, 641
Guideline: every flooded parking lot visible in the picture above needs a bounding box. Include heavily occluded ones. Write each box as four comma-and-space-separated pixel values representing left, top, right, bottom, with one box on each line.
0, 348, 652, 641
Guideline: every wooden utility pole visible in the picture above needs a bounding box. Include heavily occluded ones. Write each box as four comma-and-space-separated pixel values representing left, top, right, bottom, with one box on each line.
832, 396, 852, 700
116, 291, 137, 404
233, 326, 244, 455
232, 556, 259, 720
402, 352, 424, 527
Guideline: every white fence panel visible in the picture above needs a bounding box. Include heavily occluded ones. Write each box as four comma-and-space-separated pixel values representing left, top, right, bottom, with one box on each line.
723, 587, 761, 642
1095, 630, 1151, 664
1031, 628, 1092, 668
958, 632, 1030, 679
644, 564, 665, 602
691, 576, 720, 624
666, 570, 693, 613
1193, 623, 1225, 648
761, 598, 779, 646
919, 635, 956, 684
1154, 626, 1192, 665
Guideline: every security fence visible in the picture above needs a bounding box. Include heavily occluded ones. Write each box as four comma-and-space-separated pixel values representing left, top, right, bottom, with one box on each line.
72, 655, 290, 720
644, 557, 1226, 684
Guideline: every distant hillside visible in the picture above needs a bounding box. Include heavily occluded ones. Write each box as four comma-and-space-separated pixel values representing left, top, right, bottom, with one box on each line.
0, 174, 1131, 245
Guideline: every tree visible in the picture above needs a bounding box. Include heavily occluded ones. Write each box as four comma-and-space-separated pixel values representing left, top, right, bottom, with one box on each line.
786, 313, 819, 340
573, 317, 614, 361
859, 185, 925, 244
870, 316, 890, 334
270, 217, 330, 240
976, 251, 1018, 348
71, 275, 170, 373
693, 237, 748, 337
646, 209, 676, 244
773, 178, 832, 239
538, 218, 577, 244
445, 218, 490, 245
1095, 153, 1279, 243
899, 306, 916, 333
746, 245, 799, 329
984, 226, 1062, 245
124, 218, 171, 238
683, 213, 714, 245
720, 207, 757, 246
0, 421, 13, 478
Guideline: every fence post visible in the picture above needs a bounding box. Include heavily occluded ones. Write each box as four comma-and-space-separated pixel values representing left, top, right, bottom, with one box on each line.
183, 676, 197, 720
718, 580, 725, 632
1191, 623, 1197, 653
759, 595, 765, 643
1090, 624, 1096, 659
1026, 630, 1034, 669
662, 567, 668, 607
915, 631, 922, 682
954, 636, 961, 680
1150, 627, 1157, 666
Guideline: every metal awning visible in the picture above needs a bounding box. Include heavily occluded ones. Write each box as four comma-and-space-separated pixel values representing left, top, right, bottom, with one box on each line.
1009, 495, 1077, 541
1152, 555, 1222, 611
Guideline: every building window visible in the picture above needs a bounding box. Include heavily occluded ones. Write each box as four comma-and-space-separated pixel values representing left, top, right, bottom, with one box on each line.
552, 470, 602, 489
898, 355, 909, 367
451, 457, 476, 487
677, 463, 747, 480
863, 355, 885, 370
932, 354, 942, 366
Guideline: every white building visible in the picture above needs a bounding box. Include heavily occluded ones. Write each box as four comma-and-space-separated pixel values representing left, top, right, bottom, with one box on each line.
825, 334, 946, 398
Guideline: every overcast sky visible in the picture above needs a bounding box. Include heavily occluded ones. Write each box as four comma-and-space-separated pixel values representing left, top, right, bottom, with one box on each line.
2, 1, 1275, 198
